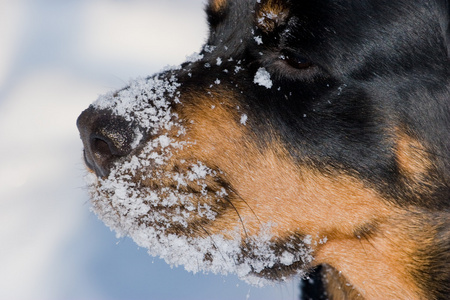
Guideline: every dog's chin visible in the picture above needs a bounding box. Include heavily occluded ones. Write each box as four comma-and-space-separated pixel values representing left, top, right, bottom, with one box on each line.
252, 260, 313, 281
85, 161, 314, 285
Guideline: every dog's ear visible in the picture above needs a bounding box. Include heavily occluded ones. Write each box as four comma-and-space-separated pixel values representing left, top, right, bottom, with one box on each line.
255, 0, 291, 33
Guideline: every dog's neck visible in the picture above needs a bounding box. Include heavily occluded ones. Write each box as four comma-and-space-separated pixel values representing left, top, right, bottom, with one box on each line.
304, 210, 450, 300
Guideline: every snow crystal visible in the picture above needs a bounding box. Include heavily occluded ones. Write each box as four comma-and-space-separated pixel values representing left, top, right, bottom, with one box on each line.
157, 134, 171, 149
130, 127, 144, 149
203, 44, 216, 53
254, 36, 263, 45
254, 67, 273, 89
240, 114, 248, 125
280, 251, 295, 266
189, 162, 209, 180
303, 235, 312, 245
258, 12, 278, 26
337, 83, 348, 96
185, 52, 204, 63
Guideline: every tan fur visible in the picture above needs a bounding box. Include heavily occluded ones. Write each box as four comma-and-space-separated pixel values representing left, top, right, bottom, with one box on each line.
178, 91, 388, 236
169, 91, 435, 298
316, 214, 427, 299
394, 129, 438, 199
395, 132, 431, 178
209, 0, 228, 13
255, 0, 290, 33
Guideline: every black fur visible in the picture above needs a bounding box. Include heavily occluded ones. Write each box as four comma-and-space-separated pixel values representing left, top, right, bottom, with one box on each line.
300, 266, 327, 300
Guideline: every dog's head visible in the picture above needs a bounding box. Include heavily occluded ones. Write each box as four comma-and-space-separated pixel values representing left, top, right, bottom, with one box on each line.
78, 0, 450, 295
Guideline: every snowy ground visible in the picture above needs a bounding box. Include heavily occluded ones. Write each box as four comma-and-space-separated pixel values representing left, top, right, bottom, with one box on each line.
0, 0, 297, 299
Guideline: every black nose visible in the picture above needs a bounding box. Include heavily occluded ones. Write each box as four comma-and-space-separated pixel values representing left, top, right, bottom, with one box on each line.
77, 106, 136, 177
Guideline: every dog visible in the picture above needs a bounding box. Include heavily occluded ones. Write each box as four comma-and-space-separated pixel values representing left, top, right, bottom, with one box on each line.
77, 0, 450, 298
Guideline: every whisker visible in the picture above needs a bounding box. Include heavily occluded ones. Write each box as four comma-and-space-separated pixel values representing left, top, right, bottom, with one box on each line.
231, 186, 262, 227
224, 196, 250, 240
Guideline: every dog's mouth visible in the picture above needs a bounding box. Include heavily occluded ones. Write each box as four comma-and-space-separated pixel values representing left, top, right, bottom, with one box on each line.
84, 136, 314, 284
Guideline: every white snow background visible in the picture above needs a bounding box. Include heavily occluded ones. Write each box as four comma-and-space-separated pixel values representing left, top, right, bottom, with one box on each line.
0, 0, 297, 299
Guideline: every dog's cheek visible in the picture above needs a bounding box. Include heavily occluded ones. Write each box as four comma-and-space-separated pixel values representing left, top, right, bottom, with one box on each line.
179, 89, 394, 240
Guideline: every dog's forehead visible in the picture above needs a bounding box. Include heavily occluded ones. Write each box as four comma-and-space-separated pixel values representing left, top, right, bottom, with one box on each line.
205, 0, 448, 53
204, 0, 388, 63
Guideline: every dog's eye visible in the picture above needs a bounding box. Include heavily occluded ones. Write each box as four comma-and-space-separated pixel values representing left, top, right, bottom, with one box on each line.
280, 51, 313, 70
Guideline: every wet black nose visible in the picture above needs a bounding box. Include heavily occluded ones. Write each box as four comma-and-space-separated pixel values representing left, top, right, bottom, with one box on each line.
77, 106, 136, 177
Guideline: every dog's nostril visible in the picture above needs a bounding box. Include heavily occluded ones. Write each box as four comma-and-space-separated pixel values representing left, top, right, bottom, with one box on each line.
88, 132, 129, 177
93, 138, 111, 156
77, 106, 138, 178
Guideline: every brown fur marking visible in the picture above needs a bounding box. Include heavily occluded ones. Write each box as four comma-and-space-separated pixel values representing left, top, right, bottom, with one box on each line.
316, 212, 434, 299
175, 91, 437, 298
395, 130, 432, 184
177, 90, 390, 239
255, 0, 290, 33
209, 0, 228, 13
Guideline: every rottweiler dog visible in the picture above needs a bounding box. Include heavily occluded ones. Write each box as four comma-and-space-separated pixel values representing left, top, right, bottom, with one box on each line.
77, 0, 450, 298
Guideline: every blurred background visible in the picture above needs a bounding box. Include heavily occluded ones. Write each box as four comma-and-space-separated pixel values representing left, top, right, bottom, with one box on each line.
0, 0, 298, 299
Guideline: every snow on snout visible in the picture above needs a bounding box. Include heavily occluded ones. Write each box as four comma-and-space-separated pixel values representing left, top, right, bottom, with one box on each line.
93, 73, 182, 146
84, 67, 312, 286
